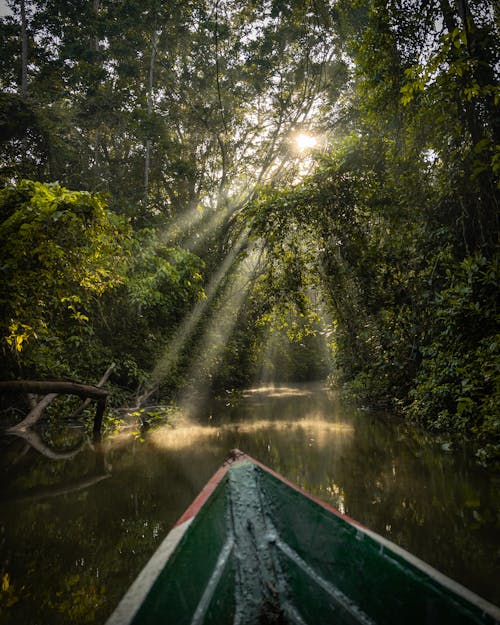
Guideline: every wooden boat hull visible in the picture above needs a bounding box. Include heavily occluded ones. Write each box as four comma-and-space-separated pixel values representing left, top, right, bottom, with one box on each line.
106, 450, 500, 625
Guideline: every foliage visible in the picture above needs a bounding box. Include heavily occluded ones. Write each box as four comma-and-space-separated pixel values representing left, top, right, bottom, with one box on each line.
240, 0, 499, 461
0, 180, 205, 396
0, 0, 336, 222
95, 230, 206, 389
407, 251, 500, 464
246, 141, 424, 403
0, 0, 498, 463
0, 179, 130, 379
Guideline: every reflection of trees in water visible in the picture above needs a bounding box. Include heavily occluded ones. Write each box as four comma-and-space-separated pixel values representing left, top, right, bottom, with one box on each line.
0, 389, 499, 623
149, 397, 500, 605
261, 415, 500, 606
192, 410, 500, 606
0, 436, 222, 624
6, 429, 87, 462
1, 426, 108, 500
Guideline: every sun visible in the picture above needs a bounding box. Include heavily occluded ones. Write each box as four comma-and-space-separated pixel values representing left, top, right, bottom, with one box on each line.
295, 133, 318, 152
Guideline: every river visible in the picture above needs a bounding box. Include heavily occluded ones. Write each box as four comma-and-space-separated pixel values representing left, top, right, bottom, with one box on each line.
0, 383, 499, 623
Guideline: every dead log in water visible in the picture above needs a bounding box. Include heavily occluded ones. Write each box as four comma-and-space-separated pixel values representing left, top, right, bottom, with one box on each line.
0, 380, 109, 400
6, 392, 59, 431
69, 363, 115, 419
1, 374, 112, 437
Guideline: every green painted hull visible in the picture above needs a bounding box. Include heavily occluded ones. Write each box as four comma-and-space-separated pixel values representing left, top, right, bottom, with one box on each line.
106, 452, 500, 625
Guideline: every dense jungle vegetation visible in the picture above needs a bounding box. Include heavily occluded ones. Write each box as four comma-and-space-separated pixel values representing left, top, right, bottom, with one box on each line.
0, 0, 498, 463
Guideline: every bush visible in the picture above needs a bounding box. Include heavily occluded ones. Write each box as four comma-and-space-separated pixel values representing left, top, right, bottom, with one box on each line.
407, 252, 500, 463
0, 180, 130, 379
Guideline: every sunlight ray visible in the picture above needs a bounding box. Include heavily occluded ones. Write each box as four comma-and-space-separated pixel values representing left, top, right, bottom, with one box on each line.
159, 198, 247, 258
137, 229, 251, 406
177, 246, 261, 414
179, 207, 228, 252
158, 204, 210, 245
253, 326, 280, 386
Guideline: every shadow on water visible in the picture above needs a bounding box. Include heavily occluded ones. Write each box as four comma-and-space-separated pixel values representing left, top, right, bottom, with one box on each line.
0, 383, 499, 623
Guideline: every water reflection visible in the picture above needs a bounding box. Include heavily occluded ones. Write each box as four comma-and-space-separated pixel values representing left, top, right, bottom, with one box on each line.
242, 385, 317, 398
147, 419, 353, 452
0, 384, 499, 624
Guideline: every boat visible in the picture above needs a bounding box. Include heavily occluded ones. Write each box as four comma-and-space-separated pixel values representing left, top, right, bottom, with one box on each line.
106, 449, 500, 625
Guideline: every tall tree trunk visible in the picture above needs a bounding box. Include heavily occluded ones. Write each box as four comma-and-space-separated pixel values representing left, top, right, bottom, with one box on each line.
91, 0, 100, 183
91, 0, 100, 52
214, 0, 229, 210
20, 0, 28, 96
439, 0, 457, 33
439, 0, 497, 247
144, 23, 157, 203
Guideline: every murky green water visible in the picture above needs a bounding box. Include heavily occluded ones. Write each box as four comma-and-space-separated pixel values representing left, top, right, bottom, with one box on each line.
0, 383, 499, 623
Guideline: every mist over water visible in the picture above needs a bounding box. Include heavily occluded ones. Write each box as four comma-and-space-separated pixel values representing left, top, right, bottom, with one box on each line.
1, 383, 499, 624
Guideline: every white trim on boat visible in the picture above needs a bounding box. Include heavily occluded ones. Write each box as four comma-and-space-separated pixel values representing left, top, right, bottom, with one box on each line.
105, 518, 193, 625
357, 525, 500, 622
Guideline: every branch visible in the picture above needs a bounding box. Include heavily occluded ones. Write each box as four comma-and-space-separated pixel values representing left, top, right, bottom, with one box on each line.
3, 374, 112, 436
0, 380, 109, 400
69, 363, 115, 419
7, 392, 58, 432
214, 0, 228, 134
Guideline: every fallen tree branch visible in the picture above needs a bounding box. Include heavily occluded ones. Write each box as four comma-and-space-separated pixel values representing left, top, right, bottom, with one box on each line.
7, 393, 58, 432
69, 362, 115, 419
0, 380, 109, 399
93, 398, 106, 442
2, 371, 112, 436
134, 382, 160, 410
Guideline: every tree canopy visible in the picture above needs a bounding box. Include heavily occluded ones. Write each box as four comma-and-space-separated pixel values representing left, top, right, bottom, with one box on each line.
0, 0, 498, 463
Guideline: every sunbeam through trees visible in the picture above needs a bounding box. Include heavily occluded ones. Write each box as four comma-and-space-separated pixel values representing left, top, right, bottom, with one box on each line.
0, 0, 499, 464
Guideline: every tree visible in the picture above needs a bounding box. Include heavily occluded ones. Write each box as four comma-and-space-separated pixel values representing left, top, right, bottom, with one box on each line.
0, 180, 130, 379
1, 0, 337, 225
239, 0, 499, 462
